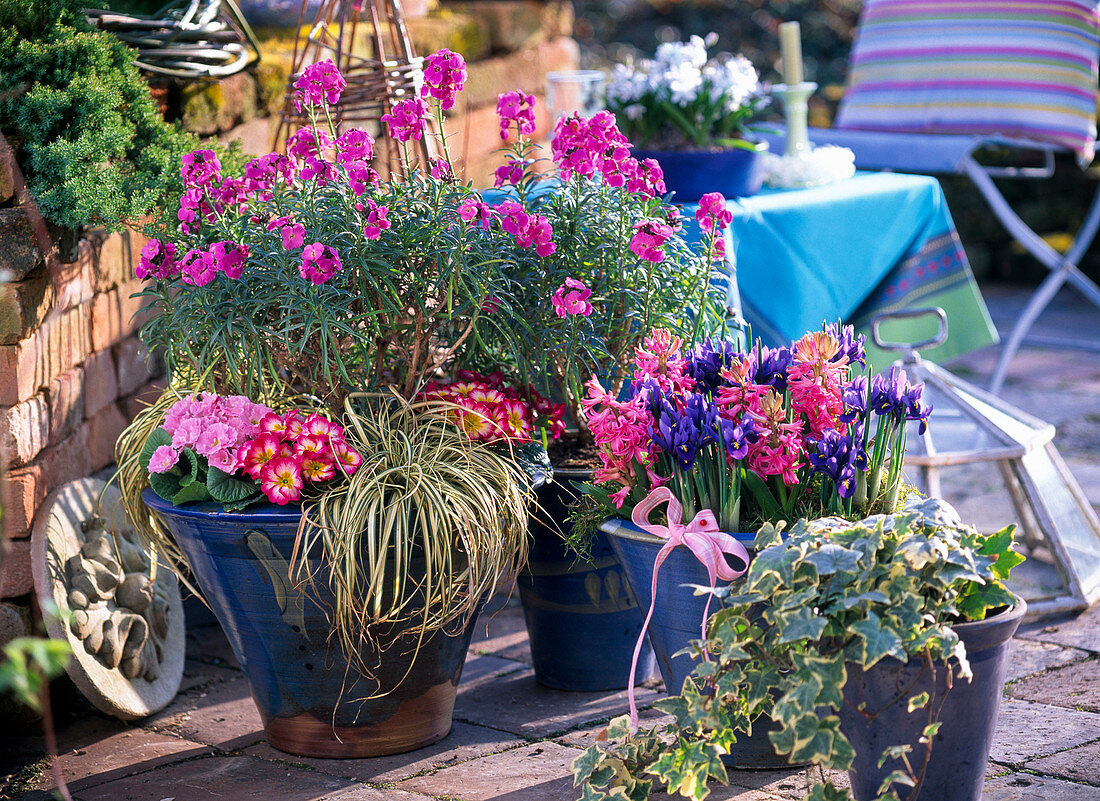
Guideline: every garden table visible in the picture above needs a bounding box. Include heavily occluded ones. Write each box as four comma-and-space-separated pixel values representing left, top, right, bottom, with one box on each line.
682, 171, 998, 367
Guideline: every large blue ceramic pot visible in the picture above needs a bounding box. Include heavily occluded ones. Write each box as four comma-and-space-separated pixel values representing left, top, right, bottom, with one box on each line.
601, 518, 789, 768
143, 489, 480, 758
839, 597, 1026, 801
517, 469, 657, 691
633, 143, 768, 203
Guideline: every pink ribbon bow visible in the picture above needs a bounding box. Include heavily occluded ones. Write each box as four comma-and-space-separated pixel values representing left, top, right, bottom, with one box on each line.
624, 486, 751, 729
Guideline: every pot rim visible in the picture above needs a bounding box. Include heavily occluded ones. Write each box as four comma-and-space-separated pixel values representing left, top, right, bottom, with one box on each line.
142, 487, 299, 523
950, 592, 1028, 632
633, 141, 770, 156
600, 517, 756, 545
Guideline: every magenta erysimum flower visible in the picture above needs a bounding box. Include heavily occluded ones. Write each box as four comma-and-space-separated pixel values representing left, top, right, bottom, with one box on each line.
629, 219, 673, 263
695, 192, 733, 232
148, 444, 179, 474
292, 59, 346, 112
300, 242, 343, 284
382, 97, 428, 142
280, 223, 306, 250
552, 277, 593, 318
180, 248, 218, 287
551, 111, 632, 183
137, 239, 178, 280
496, 200, 528, 235
494, 158, 524, 188
211, 241, 248, 279
421, 48, 467, 111
430, 157, 454, 181
496, 90, 537, 140
335, 127, 374, 163
513, 213, 556, 257
457, 198, 494, 228
181, 149, 221, 188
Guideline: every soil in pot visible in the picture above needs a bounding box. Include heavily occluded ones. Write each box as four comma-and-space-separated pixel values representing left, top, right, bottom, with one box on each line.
838, 598, 1027, 801
144, 489, 481, 758
518, 467, 657, 691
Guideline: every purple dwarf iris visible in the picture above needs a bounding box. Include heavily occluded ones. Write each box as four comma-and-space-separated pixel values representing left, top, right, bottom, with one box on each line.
807, 424, 867, 498
869, 366, 933, 434
840, 375, 868, 423
688, 337, 740, 393
719, 414, 756, 460
751, 345, 793, 392
651, 393, 724, 471
825, 322, 867, 367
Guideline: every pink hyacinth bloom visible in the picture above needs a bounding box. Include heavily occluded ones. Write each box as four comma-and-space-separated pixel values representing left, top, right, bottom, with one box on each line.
361, 200, 391, 240
211, 241, 248, 279
629, 220, 673, 263
300, 242, 343, 284
148, 445, 179, 474
457, 198, 494, 228
137, 239, 178, 280
421, 49, 467, 111
292, 59, 347, 112
494, 158, 524, 188
552, 278, 593, 318
180, 248, 218, 287
281, 223, 306, 250
496, 90, 537, 140
382, 97, 428, 142
335, 128, 375, 163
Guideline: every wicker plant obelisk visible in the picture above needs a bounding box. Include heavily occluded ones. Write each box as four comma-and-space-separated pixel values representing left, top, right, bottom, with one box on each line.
278, 0, 436, 176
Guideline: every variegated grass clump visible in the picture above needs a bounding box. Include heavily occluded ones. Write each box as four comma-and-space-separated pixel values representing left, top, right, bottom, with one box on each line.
114, 387, 530, 667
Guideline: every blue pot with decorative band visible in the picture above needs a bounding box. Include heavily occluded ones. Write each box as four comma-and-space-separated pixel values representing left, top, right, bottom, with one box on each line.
633, 142, 768, 203
601, 518, 790, 768
143, 489, 482, 759
517, 469, 657, 691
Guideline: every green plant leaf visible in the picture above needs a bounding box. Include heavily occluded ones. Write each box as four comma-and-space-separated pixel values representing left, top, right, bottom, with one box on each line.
207, 466, 260, 504
139, 427, 173, 471
148, 469, 182, 502
907, 692, 930, 713
806, 543, 862, 576
851, 612, 903, 667
171, 482, 211, 505
776, 606, 827, 644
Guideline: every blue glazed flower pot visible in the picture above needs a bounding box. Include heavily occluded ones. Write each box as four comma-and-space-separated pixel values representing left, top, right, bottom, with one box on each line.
143, 489, 481, 758
517, 470, 657, 691
602, 518, 789, 769
633, 143, 768, 203
839, 597, 1026, 801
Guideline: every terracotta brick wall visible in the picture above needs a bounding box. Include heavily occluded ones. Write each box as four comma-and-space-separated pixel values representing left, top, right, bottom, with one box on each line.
0, 224, 164, 617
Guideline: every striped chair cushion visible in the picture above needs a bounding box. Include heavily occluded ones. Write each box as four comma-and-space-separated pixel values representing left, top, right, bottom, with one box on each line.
836, 0, 1100, 162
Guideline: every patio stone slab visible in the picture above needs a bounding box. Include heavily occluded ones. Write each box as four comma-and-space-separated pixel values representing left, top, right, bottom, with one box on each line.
244, 721, 523, 783
555, 708, 674, 749
452, 668, 660, 739
1008, 658, 1100, 712
186, 622, 242, 668
1026, 740, 1100, 786
397, 741, 578, 800
72, 754, 355, 801
982, 772, 1100, 800
25, 717, 211, 798
143, 676, 265, 751
1005, 639, 1090, 682
725, 767, 849, 799
461, 652, 528, 686
469, 601, 531, 663
1017, 604, 1100, 654
649, 787, 785, 800
989, 699, 1100, 763
319, 787, 435, 800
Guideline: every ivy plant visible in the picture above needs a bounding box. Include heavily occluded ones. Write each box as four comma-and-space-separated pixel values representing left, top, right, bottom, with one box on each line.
572, 496, 1024, 801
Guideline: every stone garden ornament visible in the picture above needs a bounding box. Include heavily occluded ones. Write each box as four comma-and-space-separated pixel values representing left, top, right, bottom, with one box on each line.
32, 477, 185, 720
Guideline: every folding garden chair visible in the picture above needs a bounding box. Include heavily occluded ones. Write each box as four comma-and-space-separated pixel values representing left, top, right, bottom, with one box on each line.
759, 0, 1100, 393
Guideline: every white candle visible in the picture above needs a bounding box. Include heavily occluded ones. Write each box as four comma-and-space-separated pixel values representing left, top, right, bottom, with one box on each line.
779, 21, 804, 86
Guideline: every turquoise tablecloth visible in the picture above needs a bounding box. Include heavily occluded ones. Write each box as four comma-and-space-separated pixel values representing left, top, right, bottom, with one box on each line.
682, 172, 999, 367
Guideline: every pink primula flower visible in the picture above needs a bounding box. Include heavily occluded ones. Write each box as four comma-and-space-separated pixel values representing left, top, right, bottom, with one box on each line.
261, 456, 303, 505
148, 445, 179, 474
552, 278, 593, 318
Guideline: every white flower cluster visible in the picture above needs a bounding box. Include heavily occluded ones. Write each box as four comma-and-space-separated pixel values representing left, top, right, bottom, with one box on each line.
606, 35, 764, 113
762, 146, 857, 189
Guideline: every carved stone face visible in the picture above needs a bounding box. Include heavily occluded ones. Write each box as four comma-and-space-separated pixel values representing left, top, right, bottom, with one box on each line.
66, 516, 173, 681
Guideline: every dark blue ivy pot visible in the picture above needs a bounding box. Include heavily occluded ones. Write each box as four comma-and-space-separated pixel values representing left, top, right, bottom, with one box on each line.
143, 489, 481, 758
839, 597, 1026, 801
602, 518, 791, 769
634, 143, 768, 203
517, 470, 657, 691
